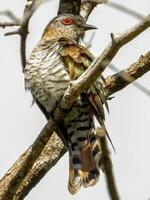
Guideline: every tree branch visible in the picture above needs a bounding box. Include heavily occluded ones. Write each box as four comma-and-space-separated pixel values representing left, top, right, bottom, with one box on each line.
100, 135, 120, 200
57, 0, 81, 15
0, 10, 21, 23
60, 14, 150, 109
0, 22, 20, 28
108, 63, 150, 97
80, 0, 108, 20
19, 0, 44, 70
13, 133, 66, 200
105, 51, 150, 97
4, 1, 51, 70
0, 118, 61, 200
0, 14, 149, 199
107, 1, 144, 20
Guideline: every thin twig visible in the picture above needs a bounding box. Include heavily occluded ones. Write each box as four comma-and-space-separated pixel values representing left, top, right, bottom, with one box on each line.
5, 29, 20, 36
4, 1, 50, 70
108, 1, 144, 20
19, 0, 40, 70
83, 31, 96, 48
0, 22, 20, 28
0, 10, 21, 23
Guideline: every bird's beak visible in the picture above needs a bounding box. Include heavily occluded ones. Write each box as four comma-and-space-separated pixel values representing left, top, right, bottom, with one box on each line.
83, 23, 97, 31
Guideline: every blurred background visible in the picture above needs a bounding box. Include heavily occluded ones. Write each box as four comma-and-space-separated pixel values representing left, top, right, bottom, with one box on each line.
0, 0, 150, 199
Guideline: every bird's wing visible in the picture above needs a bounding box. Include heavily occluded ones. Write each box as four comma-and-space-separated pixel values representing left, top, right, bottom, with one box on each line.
58, 37, 108, 125
59, 37, 115, 151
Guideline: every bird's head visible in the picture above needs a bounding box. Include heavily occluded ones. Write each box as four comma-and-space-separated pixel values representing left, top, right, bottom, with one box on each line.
42, 14, 97, 41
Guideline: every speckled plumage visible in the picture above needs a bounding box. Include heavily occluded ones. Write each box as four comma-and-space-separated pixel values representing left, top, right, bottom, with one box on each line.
24, 14, 108, 194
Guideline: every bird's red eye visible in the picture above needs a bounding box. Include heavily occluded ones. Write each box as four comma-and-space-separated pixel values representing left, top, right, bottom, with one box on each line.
63, 18, 73, 25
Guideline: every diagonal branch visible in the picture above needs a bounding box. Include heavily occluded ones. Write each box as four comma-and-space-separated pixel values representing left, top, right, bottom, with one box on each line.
60, 14, 150, 109
105, 51, 150, 97
108, 64, 150, 97
0, 14, 149, 200
107, 1, 144, 20
13, 133, 66, 200
0, 10, 21, 23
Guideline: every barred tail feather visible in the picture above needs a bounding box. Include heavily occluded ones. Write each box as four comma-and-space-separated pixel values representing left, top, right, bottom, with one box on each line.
68, 133, 101, 194
89, 130, 103, 168
81, 142, 100, 188
68, 152, 82, 194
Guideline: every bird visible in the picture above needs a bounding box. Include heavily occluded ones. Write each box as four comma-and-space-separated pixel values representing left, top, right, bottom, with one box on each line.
24, 14, 109, 194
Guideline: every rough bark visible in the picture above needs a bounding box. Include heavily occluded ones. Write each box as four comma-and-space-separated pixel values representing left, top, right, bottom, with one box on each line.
105, 51, 150, 96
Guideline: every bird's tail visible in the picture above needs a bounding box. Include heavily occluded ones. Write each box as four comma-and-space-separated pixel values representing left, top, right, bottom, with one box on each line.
68, 130, 102, 194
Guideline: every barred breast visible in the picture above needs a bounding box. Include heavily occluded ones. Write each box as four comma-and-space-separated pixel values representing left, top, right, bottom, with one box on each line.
24, 40, 70, 112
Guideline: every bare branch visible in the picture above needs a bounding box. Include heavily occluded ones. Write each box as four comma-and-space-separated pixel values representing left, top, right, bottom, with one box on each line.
13, 133, 66, 200
83, 31, 96, 48
130, 81, 150, 97
3, 1, 51, 71
0, 22, 20, 28
80, 0, 108, 20
105, 51, 150, 96
108, 64, 150, 97
0, 10, 21, 28
107, 1, 144, 20
94, 127, 120, 200
99, 135, 120, 200
57, 0, 81, 15
0, 10, 21, 23
0, 14, 149, 199
5, 29, 20, 36
0, 118, 61, 199
19, 0, 42, 70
